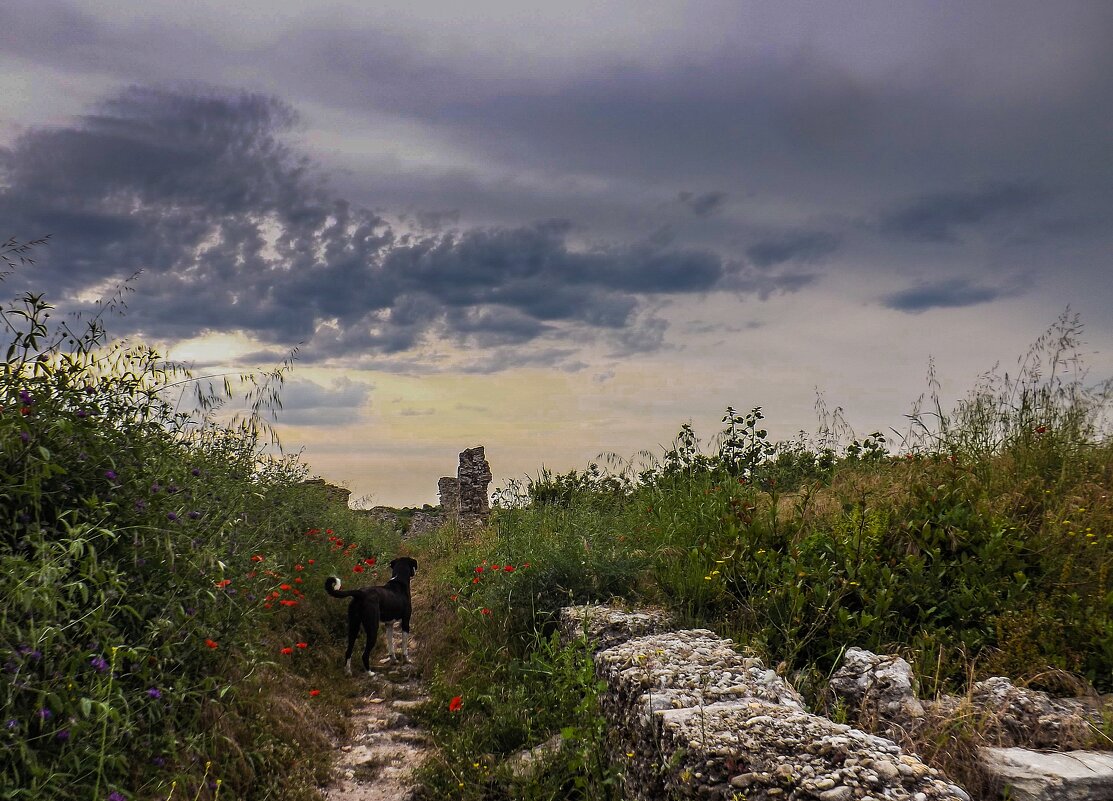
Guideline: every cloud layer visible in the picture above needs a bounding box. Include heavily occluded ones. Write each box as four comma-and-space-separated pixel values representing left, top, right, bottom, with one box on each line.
0, 85, 815, 366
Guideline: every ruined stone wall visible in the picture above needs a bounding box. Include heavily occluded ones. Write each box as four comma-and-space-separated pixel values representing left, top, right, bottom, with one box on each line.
302, 478, 352, 507
438, 477, 459, 517
456, 446, 492, 525
559, 604, 971, 801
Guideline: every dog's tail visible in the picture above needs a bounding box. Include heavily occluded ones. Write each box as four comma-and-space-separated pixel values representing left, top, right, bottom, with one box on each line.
324, 576, 358, 599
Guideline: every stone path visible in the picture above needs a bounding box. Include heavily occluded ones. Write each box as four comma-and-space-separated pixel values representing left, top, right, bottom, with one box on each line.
322, 660, 432, 801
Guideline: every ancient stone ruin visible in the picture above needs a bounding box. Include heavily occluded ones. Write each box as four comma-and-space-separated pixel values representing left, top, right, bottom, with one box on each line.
559, 604, 972, 801
308, 446, 493, 535
455, 446, 492, 526
438, 476, 459, 517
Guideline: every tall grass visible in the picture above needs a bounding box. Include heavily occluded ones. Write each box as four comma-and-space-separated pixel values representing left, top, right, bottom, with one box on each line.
0, 243, 399, 800
412, 312, 1111, 798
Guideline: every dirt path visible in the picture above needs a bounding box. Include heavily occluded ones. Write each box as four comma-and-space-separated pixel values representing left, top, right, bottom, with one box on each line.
322, 657, 432, 801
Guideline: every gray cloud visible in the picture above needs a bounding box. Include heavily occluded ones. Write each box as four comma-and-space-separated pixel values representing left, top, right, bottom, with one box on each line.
881, 279, 1020, 313
0, 85, 812, 366
678, 190, 727, 217
274, 376, 373, 425
746, 230, 841, 268
879, 184, 1052, 243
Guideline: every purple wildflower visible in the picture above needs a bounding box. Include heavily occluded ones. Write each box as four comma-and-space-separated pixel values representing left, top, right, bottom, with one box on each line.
167, 484, 179, 494
56, 729, 70, 741
76, 409, 88, 419
166, 512, 178, 522
6, 719, 18, 730
91, 655, 109, 673
19, 432, 29, 443
188, 511, 201, 520
19, 390, 32, 404
134, 499, 147, 511
150, 482, 160, 493
108, 792, 126, 801
38, 708, 52, 721
146, 687, 162, 699
104, 470, 117, 481
191, 467, 200, 476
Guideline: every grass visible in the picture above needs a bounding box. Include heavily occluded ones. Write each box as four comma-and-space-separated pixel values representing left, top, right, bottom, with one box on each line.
0, 258, 403, 800
3, 236, 1110, 799
406, 311, 1113, 799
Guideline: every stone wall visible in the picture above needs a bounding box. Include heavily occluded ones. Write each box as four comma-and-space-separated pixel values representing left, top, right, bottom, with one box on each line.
438, 477, 459, 517
302, 478, 352, 507
560, 604, 971, 801
457, 446, 492, 525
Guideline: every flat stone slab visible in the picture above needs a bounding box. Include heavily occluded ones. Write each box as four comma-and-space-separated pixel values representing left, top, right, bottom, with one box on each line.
981, 748, 1113, 801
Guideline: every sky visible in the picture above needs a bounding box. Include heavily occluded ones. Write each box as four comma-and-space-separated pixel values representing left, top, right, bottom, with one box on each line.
2, 1, 1112, 506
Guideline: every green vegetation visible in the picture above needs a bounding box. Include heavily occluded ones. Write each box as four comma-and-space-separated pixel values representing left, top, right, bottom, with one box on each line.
3, 233, 1110, 799
414, 311, 1112, 799
0, 239, 400, 800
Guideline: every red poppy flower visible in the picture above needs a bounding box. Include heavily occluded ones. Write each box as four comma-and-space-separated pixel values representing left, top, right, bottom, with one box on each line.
20, 406, 32, 416
450, 594, 458, 602
215, 579, 232, 588
280, 599, 298, 607
449, 696, 463, 713
522, 562, 531, 569
474, 566, 484, 573
1035, 425, 1048, 434
296, 642, 308, 649
280, 583, 291, 591
308, 559, 315, 565
364, 557, 376, 566
481, 608, 491, 616
280, 647, 293, 655
204, 639, 219, 649
353, 565, 364, 573
472, 577, 480, 584
503, 565, 515, 573
251, 554, 264, 562
309, 689, 320, 697
491, 564, 501, 571
294, 577, 303, 584
295, 564, 304, 571
264, 602, 272, 609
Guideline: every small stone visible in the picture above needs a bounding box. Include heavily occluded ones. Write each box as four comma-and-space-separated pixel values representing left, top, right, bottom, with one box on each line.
820, 786, 854, 801
873, 762, 899, 781
815, 777, 837, 790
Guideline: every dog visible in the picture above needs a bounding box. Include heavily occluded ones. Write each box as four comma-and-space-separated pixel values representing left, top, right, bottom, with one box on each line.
324, 556, 418, 675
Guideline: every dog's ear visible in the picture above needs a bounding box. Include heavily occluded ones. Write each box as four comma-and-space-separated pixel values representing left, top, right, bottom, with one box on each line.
389, 557, 398, 569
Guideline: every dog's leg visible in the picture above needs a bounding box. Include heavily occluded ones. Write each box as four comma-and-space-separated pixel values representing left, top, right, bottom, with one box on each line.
344, 603, 361, 676
400, 616, 411, 663
380, 623, 396, 664
361, 601, 380, 675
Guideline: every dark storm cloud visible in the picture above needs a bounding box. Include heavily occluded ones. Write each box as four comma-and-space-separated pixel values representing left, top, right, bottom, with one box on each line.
0, 86, 810, 365
881, 279, 1017, 313
746, 231, 841, 268
678, 191, 727, 217
879, 184, 1052, 243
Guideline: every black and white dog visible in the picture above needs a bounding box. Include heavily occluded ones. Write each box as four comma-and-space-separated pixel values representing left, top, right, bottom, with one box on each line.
324, 556, 418, 675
